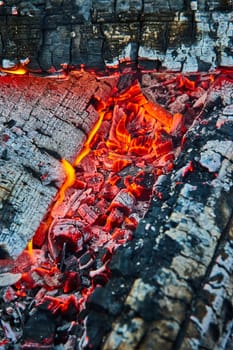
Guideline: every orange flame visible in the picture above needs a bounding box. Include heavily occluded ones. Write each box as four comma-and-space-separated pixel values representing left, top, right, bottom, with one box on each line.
27, 239, 33, 256
0, 63, 28, 75
177, 74, 196, 90
55, 159, 76, 208
74, 104, 106, 166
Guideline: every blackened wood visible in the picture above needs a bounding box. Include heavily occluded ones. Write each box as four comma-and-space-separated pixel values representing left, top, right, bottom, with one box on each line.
0, 1, 232, 72
0, 72, 118, 258
85, 77, 233, 349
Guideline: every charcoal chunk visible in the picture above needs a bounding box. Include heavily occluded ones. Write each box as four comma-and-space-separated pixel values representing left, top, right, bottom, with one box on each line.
88, 286, 122, 315
23, 310, 55, 344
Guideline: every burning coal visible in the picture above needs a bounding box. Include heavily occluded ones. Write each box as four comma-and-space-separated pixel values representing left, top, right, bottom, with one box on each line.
0, 70, 220, 348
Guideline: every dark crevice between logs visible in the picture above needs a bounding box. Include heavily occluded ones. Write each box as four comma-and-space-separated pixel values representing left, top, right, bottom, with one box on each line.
35, 147, 62, 161
23, 165, 44, 181
0, 199, 16, 231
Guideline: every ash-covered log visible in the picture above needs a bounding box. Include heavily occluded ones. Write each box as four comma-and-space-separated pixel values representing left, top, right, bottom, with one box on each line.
0, 0, 232, 72
84, 75, 233, 349
0, 72, 118, 257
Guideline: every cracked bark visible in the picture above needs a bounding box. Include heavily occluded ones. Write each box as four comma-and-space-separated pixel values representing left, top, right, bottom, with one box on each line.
84, 76, 233, 349
0, 72, 118, 258
0, 1, 232, 72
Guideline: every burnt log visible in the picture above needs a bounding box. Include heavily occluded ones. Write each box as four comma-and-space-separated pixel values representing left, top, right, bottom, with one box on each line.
84, 76, 233, 349
0, 1, 232, 72
0, 72, 118, 257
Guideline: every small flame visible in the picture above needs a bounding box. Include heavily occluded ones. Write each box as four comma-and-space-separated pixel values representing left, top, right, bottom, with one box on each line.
177, 74, 196, 90
54, 159, 76, 208
27, 240, 33, 256
0, 64, 28, 75
74, 102, 106, 166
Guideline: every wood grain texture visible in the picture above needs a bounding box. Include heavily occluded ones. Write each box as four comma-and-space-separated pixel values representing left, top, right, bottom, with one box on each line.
0, 72, 118, 257
84, 76, 233, 350
0, 1, 232, 72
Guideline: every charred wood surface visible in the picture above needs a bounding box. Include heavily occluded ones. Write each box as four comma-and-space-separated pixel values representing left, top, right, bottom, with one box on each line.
0, 72, 118, 257
85, 77, 233, 349
0, 1, 232, 72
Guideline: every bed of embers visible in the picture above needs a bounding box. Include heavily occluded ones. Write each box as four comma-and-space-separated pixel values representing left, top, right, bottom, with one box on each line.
0, 69, 226, 348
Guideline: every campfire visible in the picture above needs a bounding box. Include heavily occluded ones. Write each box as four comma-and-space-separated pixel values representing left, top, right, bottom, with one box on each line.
0, 0, 233, 347
1, 65, 232, 350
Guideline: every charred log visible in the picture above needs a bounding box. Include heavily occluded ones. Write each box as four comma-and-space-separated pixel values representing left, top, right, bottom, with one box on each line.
0, 1, 232, 72
0, 72, 118, 257
84, 76, 233, 349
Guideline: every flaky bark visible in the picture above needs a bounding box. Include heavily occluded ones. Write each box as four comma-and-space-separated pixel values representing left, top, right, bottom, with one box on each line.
84, 77, 233, 349
0, 1, 232, 72
0, 72, 118, 257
